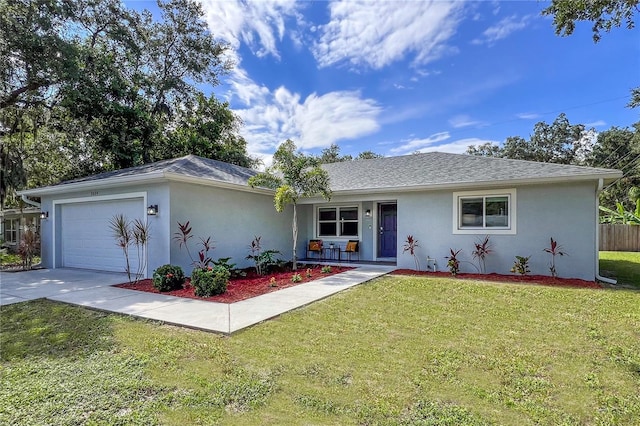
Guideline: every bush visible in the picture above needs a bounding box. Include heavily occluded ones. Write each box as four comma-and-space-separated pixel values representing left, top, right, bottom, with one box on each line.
213, 257, 245, 278
192, 266, 230, 297
152, 265, 185, 292
511, 255, 531, 275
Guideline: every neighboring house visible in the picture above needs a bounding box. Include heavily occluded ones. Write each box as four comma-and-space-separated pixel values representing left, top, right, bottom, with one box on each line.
0, 207, 41, 250
18, 153, 622, 281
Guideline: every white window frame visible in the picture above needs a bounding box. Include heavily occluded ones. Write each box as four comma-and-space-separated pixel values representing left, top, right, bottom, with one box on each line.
452, 189, 516, 235
5, 219, 19, 243
315, 204, 360, 239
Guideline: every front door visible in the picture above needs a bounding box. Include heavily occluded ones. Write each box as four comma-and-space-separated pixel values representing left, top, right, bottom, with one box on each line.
378, 203, 397, 258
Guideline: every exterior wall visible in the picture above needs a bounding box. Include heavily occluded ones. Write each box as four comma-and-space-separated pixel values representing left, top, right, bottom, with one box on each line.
297, 204, 313, 260
36, 177, 600, 281
396, 181, 598, 280
39, 183, 170, 276
169, 182, 293, 273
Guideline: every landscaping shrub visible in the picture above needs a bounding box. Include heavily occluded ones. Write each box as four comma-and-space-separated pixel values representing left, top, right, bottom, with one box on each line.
152, 265, 185, 292
246, 235, 283, 276
445, 249, 462, 276
511, 255, 531, 275
192, 266, 230, 297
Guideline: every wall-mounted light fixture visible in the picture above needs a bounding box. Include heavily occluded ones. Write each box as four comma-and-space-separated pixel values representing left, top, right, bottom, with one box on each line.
40, 211, 49, 219
147, 204, 158, 216
365, 209, 371, 217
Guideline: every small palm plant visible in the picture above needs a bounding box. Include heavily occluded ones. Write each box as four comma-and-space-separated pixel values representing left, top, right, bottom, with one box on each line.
18, 228, 40, 270
109, 214, 150, 283
544, 237, 567, 278
402, 235, 421, 271
173, 221, 215, 269
471, 235, 493, 273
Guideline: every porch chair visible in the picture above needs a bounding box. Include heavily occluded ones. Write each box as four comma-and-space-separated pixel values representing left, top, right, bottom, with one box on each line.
306, 239, 323, 260
343, 240, 359, 262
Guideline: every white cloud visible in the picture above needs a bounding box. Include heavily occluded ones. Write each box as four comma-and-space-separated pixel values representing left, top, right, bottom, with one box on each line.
388, 132, 450, 155
448, 114, 486, 129
228, 72, 382, 159
586, 120, 607, 127
312, 0, 464, 69
389, 134, 501, 156
516, 112, 541, 120
200, 0, 299, 59
472, 14, 531, 45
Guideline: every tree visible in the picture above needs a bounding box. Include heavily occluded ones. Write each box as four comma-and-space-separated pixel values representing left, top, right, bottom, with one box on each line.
157, 93, 259, 168
542, 0, 638, 42
248, 140, 331, 270
467, 114, 591, 164
318, 143, 383, 163
319, 143, 353, 163
513, 114, 588, 164
465, 142, 502, 157
588, 123, 640, 210
355, 151, 384, 160
0, 0, 254, 207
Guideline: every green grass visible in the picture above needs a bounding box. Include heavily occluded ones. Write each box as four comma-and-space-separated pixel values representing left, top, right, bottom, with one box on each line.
600, 251, 640, 288
2, 276, 639, 425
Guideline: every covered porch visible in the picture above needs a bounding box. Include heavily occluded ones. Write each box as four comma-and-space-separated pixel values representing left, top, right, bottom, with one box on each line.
296, 199, 399, 266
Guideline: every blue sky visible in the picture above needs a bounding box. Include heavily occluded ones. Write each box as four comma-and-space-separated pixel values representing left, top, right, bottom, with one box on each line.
129, 0, 639, 164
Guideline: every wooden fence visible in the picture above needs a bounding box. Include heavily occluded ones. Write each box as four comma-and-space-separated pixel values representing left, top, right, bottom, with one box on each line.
599, 224, 640, 252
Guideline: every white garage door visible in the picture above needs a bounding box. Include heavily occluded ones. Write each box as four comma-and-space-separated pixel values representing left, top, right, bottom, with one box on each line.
60, 198, 144, 272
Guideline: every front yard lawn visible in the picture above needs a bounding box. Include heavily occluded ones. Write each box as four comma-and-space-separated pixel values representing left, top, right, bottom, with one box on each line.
1, 276, 639, 425
600, 251, 640, 288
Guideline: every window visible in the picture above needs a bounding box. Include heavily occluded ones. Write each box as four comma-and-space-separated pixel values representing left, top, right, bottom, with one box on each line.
317, 206, 359, 237
4, 219, 18, 243
453, 189, 516, 234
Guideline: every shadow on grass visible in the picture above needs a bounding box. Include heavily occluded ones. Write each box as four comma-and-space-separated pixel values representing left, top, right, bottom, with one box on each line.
599, 259, 640, 289
0, 299, 115, 361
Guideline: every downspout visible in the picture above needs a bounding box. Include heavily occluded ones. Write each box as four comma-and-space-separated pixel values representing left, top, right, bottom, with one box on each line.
595, 178, 617, 285
20, 194, 41, 209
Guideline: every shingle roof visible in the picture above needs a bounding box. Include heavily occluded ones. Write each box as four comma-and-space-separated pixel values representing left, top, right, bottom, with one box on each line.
20, 152, 621, 196
321, 152, 621, 192
50, 155, 257, 188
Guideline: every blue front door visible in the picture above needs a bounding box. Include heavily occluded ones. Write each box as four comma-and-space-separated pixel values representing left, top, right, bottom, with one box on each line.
379, 203, 397, 258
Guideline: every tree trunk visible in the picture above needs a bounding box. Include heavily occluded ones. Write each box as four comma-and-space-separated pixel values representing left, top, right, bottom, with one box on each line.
292, 203, 298, 271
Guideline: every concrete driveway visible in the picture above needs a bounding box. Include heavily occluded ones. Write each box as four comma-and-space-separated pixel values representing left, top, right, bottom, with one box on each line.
1, 268, 129, 306
0, 266, 394, 333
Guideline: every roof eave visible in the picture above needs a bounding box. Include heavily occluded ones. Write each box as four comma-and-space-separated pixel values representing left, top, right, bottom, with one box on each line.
17, 171, 168, 196
17, 170, 274, 197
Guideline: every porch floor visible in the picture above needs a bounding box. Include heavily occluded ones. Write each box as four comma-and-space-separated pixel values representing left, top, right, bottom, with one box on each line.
299, 258, 396, 267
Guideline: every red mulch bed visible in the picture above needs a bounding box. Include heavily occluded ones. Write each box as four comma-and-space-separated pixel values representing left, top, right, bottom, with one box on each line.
391, 269, 602, 289
114, 265, 353, 303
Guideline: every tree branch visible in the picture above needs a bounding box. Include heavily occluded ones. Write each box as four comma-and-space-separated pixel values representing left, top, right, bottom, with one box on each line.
0, 80, 49, 109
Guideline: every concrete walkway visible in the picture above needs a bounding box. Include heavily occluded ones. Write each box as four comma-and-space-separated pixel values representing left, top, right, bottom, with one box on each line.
0, 266, 394, 333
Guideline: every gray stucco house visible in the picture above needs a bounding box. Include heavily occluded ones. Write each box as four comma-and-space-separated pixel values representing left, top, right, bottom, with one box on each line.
18, 152, 622, 281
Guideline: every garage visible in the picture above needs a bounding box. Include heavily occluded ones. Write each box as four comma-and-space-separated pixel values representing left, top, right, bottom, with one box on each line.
60, 198, 144, 272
